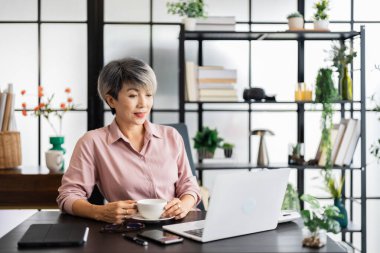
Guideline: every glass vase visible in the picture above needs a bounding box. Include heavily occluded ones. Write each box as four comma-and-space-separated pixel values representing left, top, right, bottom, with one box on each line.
334, 198, 348, 229
340, 65, 353, 100
302, 227, 327, 248
49, 136, 66, 171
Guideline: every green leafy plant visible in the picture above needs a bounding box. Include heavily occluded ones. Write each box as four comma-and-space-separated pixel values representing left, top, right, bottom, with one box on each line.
282, 183, 300, 212
166, 0, 206, 18
315, 68, 338, 185
287, 11, 303, 19
326, 176, 345, 199
222, 142, 234, 149
301, 194, 341, 234
193, 127, 223, 153
313, 0, 330, 21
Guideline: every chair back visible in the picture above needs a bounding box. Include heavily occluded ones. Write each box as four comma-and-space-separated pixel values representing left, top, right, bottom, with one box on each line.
167, 123, 205, 210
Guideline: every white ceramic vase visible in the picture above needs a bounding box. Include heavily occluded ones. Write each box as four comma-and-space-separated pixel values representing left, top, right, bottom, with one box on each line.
183, 17, 196, 31
313, 20, 329, 31
287, 17, 304, 30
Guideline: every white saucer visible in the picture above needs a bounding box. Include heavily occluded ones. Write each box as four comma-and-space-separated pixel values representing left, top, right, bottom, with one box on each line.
131, 214, 175, 222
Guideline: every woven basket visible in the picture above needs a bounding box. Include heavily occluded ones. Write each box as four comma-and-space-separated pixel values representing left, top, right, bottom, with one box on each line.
0, 131, 22, 169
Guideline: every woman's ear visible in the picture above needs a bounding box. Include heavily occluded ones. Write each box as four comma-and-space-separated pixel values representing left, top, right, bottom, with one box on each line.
105, 95, 115, 109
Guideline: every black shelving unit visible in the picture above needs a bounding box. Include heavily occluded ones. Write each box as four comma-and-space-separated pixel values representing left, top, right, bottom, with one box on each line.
178, 26, 366, 252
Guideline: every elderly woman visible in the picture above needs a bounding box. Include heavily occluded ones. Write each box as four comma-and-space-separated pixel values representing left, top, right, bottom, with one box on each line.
57, 58, 201, 224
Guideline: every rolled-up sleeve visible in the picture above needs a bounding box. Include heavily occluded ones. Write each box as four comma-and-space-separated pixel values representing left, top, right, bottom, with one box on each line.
174, 132, 201, 205
57, 134, 97, 214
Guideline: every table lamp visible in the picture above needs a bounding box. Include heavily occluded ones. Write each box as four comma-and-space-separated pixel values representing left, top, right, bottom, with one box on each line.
251, 129, 274, 166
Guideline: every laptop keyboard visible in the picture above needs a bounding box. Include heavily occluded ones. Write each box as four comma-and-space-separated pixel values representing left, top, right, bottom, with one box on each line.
185, 228, 204, 237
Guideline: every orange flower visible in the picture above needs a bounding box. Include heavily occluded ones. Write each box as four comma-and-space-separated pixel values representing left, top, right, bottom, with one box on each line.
65, 88, 71, 94
21, 90, 26, 95
22, 110, 27, 116
22, 102, 27, 108
34, 106, 39, 111
60, 103, 66, 109
39, 103, 45, 108
38, 91, 44, 98
67, 97, 73, 103
38, 86, 43, 91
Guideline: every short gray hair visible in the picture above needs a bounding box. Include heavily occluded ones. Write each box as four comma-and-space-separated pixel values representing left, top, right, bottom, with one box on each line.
97, 58, 157, 114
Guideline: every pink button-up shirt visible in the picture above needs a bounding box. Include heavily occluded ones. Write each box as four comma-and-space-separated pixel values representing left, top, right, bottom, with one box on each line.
57, 120, 201, 214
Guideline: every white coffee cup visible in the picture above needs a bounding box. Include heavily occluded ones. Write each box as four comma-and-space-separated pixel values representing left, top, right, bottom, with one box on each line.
45, 150, 64, 172
136, 199, 167, 220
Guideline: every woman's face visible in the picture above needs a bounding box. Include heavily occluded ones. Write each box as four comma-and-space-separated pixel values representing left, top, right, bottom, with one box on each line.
107, 84, 153, 126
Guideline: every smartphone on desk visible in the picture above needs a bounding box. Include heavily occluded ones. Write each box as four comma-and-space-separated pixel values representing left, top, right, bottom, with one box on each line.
138, 229, 183, 245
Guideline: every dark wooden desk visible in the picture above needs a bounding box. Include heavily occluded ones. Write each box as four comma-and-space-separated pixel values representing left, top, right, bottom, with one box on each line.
0, 211, 347, 253
0, 167, 63, 209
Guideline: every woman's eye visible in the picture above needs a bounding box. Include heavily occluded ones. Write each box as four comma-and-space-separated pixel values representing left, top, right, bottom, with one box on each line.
128, 94, 137, 98
146, 94, 153, 97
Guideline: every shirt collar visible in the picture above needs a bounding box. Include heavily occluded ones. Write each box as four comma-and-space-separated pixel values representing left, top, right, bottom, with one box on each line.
107, 119, 162, 145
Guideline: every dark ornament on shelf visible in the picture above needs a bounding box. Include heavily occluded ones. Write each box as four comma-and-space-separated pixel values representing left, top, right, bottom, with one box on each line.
243, 87, 276, 101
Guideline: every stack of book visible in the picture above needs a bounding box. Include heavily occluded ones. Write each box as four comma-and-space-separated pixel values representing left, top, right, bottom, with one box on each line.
317, 118, 361, 167
195, 16, 236, 31
0, 83, 16, 132
197, 66, 238, 102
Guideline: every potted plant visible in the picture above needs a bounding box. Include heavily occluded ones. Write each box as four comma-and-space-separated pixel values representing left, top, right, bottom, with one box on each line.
329, 41, 357, 100
326, 175, 348, 228
288, 142, 305, 165
300, 194, 341, 248
193, 127, 223, 159
313, 0, 330, 31
222, 142, 234, 158
370, 93, 380, 162
167, 0, 206, 31
286, 11, 304, 30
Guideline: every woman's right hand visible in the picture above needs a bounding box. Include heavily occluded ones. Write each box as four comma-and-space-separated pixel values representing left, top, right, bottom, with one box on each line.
96, 200, 137, 224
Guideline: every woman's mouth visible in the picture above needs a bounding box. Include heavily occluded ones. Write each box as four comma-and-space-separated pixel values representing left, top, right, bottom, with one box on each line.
134, 112, 146, 118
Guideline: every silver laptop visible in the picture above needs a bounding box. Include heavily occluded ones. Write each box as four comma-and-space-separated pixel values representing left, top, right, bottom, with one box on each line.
163, 168, 290, 243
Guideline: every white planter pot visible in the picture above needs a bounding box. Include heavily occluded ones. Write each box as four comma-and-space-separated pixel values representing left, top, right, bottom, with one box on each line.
287, 17, 304, 30
183, 18, 196, 31
313, 20, 329, 31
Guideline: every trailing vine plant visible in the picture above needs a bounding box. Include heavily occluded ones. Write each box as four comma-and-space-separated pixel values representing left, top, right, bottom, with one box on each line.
315, 68, 338, 182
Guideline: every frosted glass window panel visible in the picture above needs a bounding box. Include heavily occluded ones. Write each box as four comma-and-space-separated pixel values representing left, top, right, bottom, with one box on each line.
250, 112, 297, 164
251, 41, 297, 101
105, 0, 150, 22
104, 111, 114, 126
304, 170, 334, 197
153, 25, 179, 109
40, 112, 87, 170
153, 0, 181, 22
367, 116, 380, 194
40, 24, 87, 108
151, 112, 179, 124
206, 0, 249, 22
0, 24, 38, 108
305, 0, 351, 21
368, 201, 380, 252
251, 0, 296, 22
16, 112, 38, 166
41, 0, 86, 21
0, 0, 37, 21
185, 41, 198, 64
304, 41, 334, 91
203, 41, 249, 101
354, 0, 380, 21
354, 24, 380, 107
104, 25, 150, 66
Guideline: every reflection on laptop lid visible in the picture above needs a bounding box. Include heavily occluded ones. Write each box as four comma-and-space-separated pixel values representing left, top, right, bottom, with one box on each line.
163, 169, 290, 243
18, 224, 89, 248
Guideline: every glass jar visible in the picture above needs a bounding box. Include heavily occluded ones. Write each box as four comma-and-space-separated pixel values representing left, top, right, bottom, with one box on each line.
302, 227, 327, 248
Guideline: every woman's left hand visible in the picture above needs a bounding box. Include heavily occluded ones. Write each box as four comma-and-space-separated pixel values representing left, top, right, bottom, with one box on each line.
162, 196, 194, 220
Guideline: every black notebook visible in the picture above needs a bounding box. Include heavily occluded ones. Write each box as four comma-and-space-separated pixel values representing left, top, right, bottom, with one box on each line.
18, 224, 89, 248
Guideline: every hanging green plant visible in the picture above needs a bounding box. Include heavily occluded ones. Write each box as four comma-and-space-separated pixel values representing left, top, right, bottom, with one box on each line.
315, 68, 338, 181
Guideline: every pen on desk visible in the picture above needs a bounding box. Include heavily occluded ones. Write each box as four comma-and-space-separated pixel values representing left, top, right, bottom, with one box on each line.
123, 234, 148, 246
